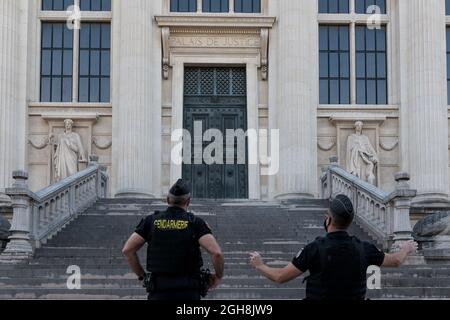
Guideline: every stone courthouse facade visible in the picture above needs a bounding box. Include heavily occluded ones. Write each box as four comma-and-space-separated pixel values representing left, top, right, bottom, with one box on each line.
1, 0, 450, 206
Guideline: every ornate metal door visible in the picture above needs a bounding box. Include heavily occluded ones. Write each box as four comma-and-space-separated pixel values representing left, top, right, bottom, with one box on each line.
182, 67, 249, 199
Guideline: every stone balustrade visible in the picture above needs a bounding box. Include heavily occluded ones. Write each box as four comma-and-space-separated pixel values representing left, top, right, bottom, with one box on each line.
0, 156, 108, 264
321, 157, 417, 251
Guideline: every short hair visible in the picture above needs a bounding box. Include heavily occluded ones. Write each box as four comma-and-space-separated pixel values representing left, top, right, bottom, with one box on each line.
167, 193, 191, 206
329, 194, 355, 229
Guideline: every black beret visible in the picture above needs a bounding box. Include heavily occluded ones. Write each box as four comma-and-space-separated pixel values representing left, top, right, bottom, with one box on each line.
330, 194, 354, 220
169, 179, 191, 197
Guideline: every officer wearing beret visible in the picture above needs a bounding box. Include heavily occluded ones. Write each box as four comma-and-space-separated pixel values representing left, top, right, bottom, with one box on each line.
249, 194, 418, 300
122, 179, 224, 301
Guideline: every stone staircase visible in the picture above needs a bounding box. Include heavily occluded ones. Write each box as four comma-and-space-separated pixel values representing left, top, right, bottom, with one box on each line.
0, 199, 449, 300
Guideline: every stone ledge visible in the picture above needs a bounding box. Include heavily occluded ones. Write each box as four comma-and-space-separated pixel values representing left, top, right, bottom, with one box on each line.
155, 15, 276, 28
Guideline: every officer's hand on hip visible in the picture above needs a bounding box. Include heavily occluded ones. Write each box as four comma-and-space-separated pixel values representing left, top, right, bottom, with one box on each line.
249, 252, 264, 269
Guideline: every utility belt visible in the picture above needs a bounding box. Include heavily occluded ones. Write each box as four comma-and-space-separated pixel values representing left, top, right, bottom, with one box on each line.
143, 269, 211, 298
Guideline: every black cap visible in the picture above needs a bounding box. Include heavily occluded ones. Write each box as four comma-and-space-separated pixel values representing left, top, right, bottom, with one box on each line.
169, 179, 191, 197
330, 194, 354, 220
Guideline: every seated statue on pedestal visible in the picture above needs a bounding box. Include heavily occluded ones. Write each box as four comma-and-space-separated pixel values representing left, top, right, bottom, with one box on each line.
346, 121, 379, 185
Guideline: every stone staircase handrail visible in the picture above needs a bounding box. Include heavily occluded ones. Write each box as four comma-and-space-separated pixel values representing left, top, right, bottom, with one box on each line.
321, 157, 416, 251
0, 156, 108, 264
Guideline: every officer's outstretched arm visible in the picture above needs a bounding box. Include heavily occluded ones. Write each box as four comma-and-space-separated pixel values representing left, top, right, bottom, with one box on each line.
199, 234, 225, 284
249, 252, 303, 284
382, 240, 418, 268
122, 233, 147, 279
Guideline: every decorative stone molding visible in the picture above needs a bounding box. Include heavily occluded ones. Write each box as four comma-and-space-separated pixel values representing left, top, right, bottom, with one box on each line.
330, 114, 387, 124
41, 112, 99, 122
28, 137, 50, 150
156, 15, 275, 81
161, 27, 170, 79
92, 137, 112, 150
380, 138, 399, 152
317, 138, 336, 151
260, 28, 269, 81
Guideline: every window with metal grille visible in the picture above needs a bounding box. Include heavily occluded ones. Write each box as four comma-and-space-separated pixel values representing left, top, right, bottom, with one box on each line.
319, 25, 350, 104
234, 0, 261, 13
202, 0, 229, 13
355, 0, 386, 14
79, 23, 111, 102
42, 0, 73, 10
355, 25, 387, 104
319, 0, 349, 14
184, 68, 247, 96
40, 23, 73, 102
80, 0, 111, 11
170, 0, 197, 12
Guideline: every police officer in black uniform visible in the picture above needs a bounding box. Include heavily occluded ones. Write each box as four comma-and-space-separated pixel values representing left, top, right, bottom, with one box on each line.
122, 179, 224, 301
249, 194, 418, 300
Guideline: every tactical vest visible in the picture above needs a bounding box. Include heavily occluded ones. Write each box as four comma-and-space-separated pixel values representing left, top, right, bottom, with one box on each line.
146, 210, 203, 275
305, 236, 367, 300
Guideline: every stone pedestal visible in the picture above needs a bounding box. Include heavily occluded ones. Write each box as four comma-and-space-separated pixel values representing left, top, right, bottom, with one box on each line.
0, 171, 34, 264
0, 0, 28, 205
398, 0, 449, 206
275, 0, 318, 199
111, 0, 157, 198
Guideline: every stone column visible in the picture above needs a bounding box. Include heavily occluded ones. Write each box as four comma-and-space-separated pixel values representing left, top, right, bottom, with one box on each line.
0, 0, 28, 205
398, 0, 449, 206
111, 0, 158, 198
275, 0, 318, 199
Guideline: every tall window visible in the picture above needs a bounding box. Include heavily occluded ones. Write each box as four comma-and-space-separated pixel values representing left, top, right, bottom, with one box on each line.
319, 26, 350, 104
355, 26, 387, 104
42, 0, 73, 11
319, 0, 349, 14
41, 23, 73, 102
170, 0, 197, 12
234, 0, 261, 13
319, 0, 389, 105
79, 23, 111, 102
203, 0, 229, 12
355, 0, 386, 14
40, 0, 111, 103
80, 0, 111, 11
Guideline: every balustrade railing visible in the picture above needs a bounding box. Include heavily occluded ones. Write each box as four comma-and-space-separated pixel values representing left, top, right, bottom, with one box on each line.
0, 156, 108, 263
321, 157, 416, 250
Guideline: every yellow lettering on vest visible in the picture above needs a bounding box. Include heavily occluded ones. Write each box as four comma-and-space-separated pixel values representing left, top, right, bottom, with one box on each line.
154, 219, 189, 230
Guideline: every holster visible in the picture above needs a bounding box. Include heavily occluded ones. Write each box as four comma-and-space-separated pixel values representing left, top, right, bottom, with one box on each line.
199, 269, 212, 298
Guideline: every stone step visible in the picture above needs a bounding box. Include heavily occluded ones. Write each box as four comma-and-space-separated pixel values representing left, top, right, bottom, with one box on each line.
1, 287, 449, 300
1, 277, 450, 288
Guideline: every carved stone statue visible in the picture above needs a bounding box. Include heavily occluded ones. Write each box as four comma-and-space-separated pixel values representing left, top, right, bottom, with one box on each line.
346, 121, 379, 185
51, 119, 87, 182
